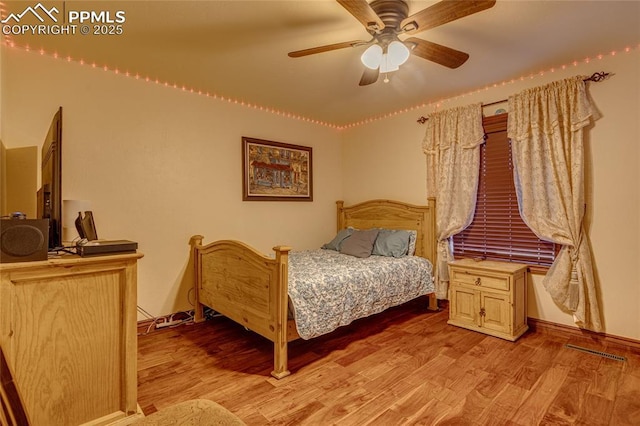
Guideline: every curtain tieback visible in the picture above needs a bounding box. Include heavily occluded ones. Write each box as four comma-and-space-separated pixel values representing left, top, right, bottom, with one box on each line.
570, 232, 584, 264
569, 266, 579, 311
568, 238, 581, 312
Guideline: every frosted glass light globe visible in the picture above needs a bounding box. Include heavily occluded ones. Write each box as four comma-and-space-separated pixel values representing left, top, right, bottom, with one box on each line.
361, 44, 383, 69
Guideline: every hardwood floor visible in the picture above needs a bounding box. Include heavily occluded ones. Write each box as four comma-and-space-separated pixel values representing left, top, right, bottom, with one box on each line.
137, 298, 640, 425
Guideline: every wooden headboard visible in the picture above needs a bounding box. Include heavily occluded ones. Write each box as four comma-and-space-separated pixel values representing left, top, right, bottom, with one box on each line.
336, 198, 437, 264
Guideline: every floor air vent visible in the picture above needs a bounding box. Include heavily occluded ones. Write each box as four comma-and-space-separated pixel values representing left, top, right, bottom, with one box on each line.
564, 344, 626, 361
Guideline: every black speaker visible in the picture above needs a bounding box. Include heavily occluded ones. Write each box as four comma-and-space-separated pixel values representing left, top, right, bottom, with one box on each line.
0, 219, 49, 263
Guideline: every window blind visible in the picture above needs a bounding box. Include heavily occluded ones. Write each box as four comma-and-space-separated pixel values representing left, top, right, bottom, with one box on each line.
452, 113, 557, 267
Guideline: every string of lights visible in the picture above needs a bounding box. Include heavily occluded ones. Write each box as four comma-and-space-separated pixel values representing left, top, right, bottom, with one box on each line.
1, 32, 638, 131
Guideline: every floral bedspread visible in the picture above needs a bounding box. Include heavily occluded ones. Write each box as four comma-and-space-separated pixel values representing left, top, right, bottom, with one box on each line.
288, 249, 434, 340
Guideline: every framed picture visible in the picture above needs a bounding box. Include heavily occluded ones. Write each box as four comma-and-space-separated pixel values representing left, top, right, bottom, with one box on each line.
242, 137, 313, 201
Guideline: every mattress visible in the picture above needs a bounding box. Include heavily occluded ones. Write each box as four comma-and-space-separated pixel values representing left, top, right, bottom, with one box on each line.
288, 249, 434, 340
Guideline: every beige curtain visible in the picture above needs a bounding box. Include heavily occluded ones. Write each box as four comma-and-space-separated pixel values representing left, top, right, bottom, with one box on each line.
508, 76, 602, 331
423, 103, 484, 299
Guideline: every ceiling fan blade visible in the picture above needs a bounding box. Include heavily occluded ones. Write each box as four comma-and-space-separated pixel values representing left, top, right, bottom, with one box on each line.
288, 40, 368, 58
406, 37, 469, 69
337, 0, 385, 31
401, 0, 496, 35
359, 67, 379, 86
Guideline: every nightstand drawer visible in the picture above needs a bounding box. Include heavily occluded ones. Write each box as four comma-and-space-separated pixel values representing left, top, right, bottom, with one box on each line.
450, 268, 510, 291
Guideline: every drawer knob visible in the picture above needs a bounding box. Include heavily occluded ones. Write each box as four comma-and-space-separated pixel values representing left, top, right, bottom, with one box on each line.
474, 277, 482, 286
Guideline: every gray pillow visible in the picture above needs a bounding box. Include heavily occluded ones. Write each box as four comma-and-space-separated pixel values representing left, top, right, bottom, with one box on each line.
372, 229, 411, 257
339, 229, 379, 258
322, 228, 353, 251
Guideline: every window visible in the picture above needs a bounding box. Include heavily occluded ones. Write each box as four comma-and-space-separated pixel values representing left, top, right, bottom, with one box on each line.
452, 113, 557, 268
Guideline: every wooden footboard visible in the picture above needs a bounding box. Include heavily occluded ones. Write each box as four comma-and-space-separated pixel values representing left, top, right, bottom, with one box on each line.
189, 236, 293, 379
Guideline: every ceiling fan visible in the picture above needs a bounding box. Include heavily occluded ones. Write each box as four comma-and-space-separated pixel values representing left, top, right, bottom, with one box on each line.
288, 0, 496, 85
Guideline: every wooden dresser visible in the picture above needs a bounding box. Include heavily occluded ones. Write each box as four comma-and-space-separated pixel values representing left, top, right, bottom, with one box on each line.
448, 259, 528, 341
0, 252, 143, 425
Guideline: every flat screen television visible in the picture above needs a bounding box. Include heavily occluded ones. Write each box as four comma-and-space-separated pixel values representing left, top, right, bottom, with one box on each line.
38, 107, 63, 250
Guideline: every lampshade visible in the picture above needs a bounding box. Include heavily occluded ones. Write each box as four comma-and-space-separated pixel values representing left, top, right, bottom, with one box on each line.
361, 44, 383, 69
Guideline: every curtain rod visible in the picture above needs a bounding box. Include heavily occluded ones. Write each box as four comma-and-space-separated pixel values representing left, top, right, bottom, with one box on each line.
416, 71, 611, 124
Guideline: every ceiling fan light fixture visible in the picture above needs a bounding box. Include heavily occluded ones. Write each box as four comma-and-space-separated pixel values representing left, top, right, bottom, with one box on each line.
361, 44, 383, 69
289, 0, 497, 86
361, 40, 409, 73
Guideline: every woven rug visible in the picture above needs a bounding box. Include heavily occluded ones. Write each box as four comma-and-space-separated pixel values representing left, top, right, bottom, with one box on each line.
136, 399, 245, 426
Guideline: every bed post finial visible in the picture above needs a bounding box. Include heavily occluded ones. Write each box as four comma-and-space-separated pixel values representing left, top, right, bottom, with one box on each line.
190, 235, 204, 247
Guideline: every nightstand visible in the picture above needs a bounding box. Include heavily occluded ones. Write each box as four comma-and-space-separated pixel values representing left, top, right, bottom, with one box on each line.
447, 259, 528, 341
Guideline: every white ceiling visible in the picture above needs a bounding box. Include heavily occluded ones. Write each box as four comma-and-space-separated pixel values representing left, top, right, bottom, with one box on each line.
4, 0, 640, 125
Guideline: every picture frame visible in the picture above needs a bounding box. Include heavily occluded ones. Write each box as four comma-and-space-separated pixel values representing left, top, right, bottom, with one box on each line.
242, 137, 313, 201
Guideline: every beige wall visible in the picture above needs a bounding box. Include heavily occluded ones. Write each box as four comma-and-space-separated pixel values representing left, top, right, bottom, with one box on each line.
3, 44, 639, 341
1, 47, 343, 317
342, 51, 640, 340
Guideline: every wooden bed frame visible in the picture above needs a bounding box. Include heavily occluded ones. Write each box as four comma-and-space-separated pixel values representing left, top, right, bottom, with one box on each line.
189, 198, 438, 379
